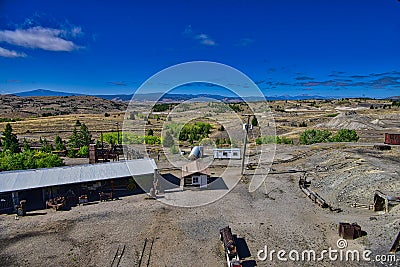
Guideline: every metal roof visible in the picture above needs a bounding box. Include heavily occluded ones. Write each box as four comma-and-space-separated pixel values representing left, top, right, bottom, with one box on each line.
213, 148, 241, 151
0, 159, 157, 193
181, 160, 209, 178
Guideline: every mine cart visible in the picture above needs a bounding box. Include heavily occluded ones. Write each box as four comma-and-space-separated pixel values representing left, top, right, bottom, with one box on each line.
220, 226, 242, 267
15, 200, 27, 216
99, 192, 113, 201
46, 197, 66, 211
338, 222, 362, 239
78, 194, 88, 205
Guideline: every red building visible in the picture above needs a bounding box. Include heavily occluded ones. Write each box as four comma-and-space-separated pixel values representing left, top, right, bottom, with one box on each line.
384, 133, 400, 145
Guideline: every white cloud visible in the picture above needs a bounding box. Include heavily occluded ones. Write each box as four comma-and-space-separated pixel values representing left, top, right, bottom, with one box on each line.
200, 38, 216, 46
236, 38, 254, 46
195, 33, 209, 40
194, 33, 217, 46
182, 25, 193, 36
70, 26, 83, 38
0, 46, 26, 58
183, 25, 217, 46
0, 26, 81, 51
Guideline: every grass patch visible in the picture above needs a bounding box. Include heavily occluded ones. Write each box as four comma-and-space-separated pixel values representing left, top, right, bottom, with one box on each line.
325, 113, 339, 117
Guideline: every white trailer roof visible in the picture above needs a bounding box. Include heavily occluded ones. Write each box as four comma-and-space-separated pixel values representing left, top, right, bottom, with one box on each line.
213, 148, 241, 151
0, 159, 157, 193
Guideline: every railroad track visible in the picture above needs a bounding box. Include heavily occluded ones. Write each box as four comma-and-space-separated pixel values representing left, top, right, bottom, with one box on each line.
111, 244, 126, 267
138, 237, 155, 267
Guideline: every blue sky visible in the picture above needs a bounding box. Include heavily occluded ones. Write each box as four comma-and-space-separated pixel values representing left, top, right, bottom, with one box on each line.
0, 0, 400, 98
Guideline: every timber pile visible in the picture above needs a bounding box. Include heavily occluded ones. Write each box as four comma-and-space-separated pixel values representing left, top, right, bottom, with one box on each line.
299, 177, 342, 212
389, 232, 400, 254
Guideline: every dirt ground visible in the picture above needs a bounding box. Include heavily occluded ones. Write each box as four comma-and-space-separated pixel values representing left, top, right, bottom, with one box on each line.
1, 144, 399, 267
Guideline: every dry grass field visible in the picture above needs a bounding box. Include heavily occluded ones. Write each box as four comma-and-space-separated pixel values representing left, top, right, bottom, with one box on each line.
0, 97, 399, 266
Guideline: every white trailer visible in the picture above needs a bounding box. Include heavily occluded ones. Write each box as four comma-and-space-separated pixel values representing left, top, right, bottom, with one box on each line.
213, 148, 241, 159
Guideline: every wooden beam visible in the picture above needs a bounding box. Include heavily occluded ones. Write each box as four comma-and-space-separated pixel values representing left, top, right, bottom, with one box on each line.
390, 232, 400, 254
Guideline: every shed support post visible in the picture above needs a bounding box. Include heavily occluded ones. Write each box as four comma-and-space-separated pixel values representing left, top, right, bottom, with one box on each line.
11, 192, 19, 212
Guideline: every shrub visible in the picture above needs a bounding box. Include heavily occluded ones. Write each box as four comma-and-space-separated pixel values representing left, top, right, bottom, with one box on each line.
298, 121, 308, 127
332, 129, 359, 142
169, 145, 179, 154
299, 129, 332, 145
144, 135, 161, 145
278, 136, 294, 144
67, 149, 77, 158
256, 136, 293, 145
77, 146, 89, 158
299, 128, 359, 145
325, 113, 339, 117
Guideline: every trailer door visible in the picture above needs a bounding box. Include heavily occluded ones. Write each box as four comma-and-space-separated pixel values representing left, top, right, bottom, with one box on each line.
200, 175, 207, 189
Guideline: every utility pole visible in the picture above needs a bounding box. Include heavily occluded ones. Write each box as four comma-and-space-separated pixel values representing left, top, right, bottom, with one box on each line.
115, 122, 120, 144
241, 114, 252, 175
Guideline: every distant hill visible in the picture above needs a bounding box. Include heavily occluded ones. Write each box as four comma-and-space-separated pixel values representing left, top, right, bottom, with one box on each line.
10, 89, 327, 101
0, 94, 127, 119
13, 89, 83, 97
9, 89, 395, 102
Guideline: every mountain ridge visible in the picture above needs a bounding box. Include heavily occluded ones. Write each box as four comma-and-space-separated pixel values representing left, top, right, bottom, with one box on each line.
7, 89, 398, 101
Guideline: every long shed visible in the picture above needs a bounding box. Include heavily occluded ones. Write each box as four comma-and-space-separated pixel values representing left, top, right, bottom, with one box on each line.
0, 159, 157, 212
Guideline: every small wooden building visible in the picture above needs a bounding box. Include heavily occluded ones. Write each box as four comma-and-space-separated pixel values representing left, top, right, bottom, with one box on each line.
384, 133, 400, 145
181, 160, 210, 188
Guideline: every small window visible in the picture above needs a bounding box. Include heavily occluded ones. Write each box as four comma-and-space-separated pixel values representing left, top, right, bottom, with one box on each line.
233, 152, 238, 156
223, 152, 228, 156
192, 177, 199, 184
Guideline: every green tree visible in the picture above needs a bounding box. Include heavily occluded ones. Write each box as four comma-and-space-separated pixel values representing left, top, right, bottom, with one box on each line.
79, 123, 92, 147
40, 138, 54, 153
162, 131, 174, 147
23, 138, 31, 151
55, 135, 66, 151
1, 123, 20, 153
0, 150, 63, 171
251, 116, 258, 127
68, 127, 79, 149
68, 122, 92, 150
215, 138, 220, 146
34, 151, 64, 168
